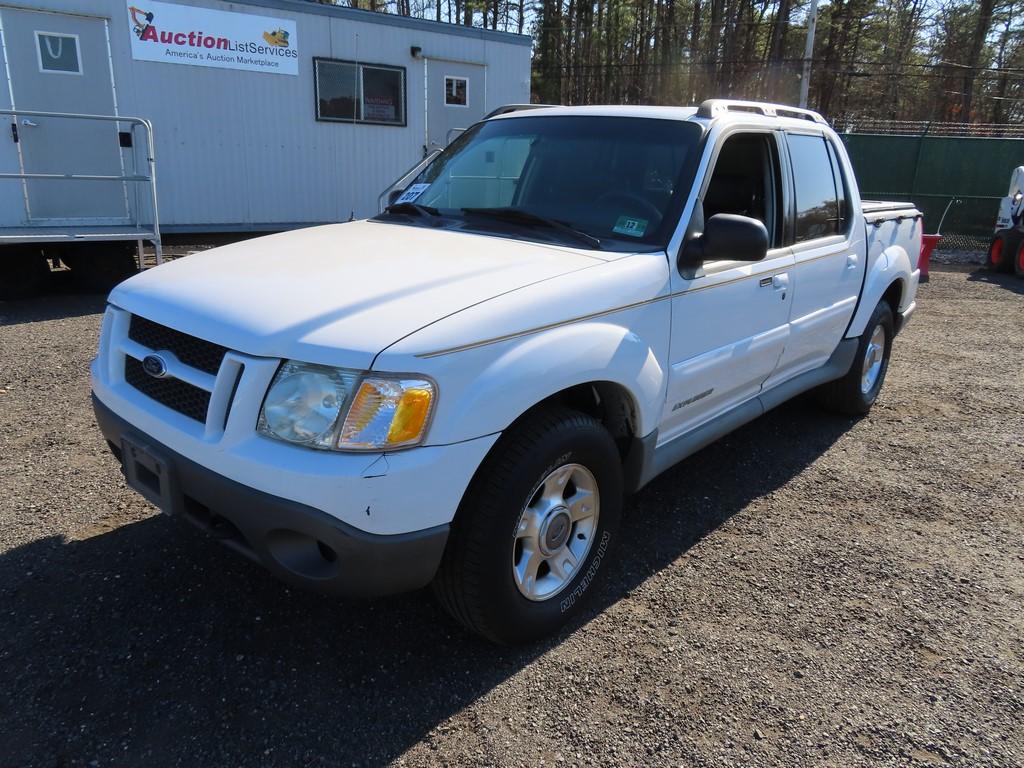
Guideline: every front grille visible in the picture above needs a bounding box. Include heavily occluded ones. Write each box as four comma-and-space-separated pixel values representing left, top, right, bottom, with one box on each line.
125, 356, 211, 423
128, 315, 228, 376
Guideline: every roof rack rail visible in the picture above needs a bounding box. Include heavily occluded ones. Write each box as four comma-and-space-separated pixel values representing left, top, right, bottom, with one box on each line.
696, 99, 828, 125
483, 104, 556, 119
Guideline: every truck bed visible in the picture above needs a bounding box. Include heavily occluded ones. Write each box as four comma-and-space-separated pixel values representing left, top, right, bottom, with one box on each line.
861, 200, 920, 218
861, 200, 923, 316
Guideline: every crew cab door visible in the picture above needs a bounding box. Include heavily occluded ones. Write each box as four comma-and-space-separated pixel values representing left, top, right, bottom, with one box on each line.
660, 130, 793, 445
766, 132, 866, 385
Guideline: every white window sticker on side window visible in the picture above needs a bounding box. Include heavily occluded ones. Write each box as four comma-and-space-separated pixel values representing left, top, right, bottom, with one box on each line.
37, 32, 81, 74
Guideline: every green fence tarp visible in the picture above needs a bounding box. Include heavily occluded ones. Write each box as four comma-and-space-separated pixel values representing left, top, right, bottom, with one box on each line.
840, 133, 1024, 238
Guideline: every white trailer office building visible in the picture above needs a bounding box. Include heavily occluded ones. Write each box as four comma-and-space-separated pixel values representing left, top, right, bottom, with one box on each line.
0, 0, 531, 294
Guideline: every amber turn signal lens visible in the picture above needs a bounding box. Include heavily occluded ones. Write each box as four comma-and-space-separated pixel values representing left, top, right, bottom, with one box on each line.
387, 388, 433, 445
337, 376, 435, 450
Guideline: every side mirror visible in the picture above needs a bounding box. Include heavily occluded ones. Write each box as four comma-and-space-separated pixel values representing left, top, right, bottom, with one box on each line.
680, 213, 769, 269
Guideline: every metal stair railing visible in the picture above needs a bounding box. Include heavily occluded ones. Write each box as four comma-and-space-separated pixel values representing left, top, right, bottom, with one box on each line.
0, 109, 163, 265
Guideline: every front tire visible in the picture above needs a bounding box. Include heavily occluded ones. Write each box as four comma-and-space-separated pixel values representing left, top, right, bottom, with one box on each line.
433, 407, 623, 644
816, 300, 894, 416
1014, 238, 1024, 278
989, 233, 1018, 273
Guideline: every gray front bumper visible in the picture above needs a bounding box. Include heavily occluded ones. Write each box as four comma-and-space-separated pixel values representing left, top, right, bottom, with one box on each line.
92, 394, 449, 598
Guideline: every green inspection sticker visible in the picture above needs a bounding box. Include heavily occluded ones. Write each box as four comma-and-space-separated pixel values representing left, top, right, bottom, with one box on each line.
612, 215, 648, 237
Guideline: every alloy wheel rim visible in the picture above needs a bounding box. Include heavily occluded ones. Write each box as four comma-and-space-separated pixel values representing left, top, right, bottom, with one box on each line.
861, 324, 887, 394
512, 463, 600, 602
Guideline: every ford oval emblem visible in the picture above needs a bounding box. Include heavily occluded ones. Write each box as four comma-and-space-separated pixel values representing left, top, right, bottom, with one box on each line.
142, 354, 168, 379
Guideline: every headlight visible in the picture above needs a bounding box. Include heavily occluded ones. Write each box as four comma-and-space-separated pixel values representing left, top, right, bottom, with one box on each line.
257, 361, 358, 449
257, 361, 435, 451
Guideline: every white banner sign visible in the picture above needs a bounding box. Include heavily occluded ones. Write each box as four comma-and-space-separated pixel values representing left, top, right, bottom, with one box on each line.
126, 1, 298, 75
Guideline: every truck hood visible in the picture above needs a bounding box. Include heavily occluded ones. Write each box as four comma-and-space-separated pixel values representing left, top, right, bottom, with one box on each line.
109, 221, 605, 369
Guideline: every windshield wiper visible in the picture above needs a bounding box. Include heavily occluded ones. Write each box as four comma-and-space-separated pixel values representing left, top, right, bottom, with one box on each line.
384, 201, 440, 217
461, 207, 602, 250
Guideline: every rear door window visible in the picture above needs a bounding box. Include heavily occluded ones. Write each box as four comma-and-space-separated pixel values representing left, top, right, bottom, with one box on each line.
787, 133, 840, 243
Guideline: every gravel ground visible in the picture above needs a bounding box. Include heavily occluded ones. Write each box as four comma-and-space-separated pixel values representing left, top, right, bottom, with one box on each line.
1, 265, 1022, 767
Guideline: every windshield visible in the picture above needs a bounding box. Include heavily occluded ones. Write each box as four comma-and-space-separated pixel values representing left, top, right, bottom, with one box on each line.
382, 115, 703, 250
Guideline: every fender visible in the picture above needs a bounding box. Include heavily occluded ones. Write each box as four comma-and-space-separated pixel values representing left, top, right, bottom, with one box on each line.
418, 315, 669, 447
846, 243, 914, 338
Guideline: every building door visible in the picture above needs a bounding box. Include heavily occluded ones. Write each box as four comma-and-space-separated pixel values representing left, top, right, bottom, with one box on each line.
0, 8, 126, 223
425, 59, 485, 152
0, 10, 26, 227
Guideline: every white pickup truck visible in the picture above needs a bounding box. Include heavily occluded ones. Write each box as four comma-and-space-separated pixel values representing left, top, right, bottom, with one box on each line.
91, 100, 921, 643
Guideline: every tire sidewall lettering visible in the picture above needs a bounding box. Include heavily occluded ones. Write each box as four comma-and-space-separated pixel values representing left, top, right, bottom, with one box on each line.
559, 529, 611, 613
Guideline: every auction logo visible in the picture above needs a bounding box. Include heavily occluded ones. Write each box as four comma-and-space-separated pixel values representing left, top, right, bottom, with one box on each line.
262, 28, 289, 47
126, 3, 297, 60
128, 5, 154, 39
129, 4, 232, 50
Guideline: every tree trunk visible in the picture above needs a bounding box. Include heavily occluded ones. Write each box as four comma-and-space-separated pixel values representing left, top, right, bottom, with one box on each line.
961, 0, 995, 121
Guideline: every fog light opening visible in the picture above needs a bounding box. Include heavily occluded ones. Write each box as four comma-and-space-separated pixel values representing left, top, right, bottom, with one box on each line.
317, 540, 337, 563
265, 529, 341, 580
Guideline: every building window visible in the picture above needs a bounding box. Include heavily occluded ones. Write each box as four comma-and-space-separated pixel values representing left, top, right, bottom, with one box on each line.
36, 31, 81, 75
315, 58, 406, 126
445, 76, 468, 107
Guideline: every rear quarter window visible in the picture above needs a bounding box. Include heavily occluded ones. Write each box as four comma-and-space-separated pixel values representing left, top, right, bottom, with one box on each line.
826, 140, 851, 234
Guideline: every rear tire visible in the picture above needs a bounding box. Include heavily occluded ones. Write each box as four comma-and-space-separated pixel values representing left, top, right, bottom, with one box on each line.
0, 247, 50, 301
815, 300, 894, 416
432, 406, 623, 644
988, 232, 1017, 273
1014, 238, 1024, 278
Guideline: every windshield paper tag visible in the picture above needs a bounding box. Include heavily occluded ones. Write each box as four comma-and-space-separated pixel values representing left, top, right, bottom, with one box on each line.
612, 216, 648, 237
395, 183, 430, 204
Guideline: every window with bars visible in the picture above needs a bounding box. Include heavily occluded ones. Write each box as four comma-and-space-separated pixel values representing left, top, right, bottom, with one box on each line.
314, 58, 406, 126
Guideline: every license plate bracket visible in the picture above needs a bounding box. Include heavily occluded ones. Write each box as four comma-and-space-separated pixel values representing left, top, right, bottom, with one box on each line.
121, 436, 174, 514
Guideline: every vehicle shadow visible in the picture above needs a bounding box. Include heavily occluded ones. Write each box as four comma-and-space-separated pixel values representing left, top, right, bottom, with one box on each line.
0, 398, 854, 766
0, 271, 109, 325
966, 266, 1024, 295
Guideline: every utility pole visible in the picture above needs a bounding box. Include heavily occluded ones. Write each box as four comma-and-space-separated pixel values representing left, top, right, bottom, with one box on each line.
799, 0, 820, 108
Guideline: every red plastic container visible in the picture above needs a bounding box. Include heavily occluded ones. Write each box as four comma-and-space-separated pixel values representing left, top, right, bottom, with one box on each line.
919, 234, 941, 281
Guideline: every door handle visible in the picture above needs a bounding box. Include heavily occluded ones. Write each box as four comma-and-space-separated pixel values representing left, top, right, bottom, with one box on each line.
21, 119, 38, 127
772, 273, 789, 290
846, 253, 859, 270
